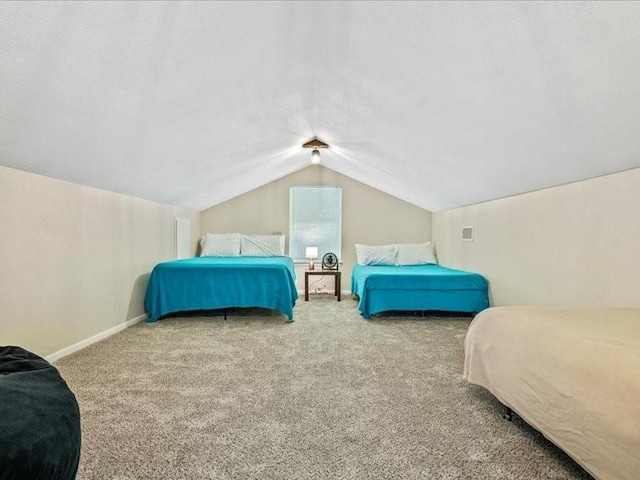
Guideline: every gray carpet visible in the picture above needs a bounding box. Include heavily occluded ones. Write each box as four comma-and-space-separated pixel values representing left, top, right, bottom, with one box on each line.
55, 296, 592, 480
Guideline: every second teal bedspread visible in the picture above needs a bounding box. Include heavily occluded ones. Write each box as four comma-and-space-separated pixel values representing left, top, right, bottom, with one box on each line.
351, 264, 489, 318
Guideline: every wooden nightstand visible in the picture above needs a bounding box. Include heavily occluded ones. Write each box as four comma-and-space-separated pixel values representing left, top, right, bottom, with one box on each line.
304, 270, 341, 301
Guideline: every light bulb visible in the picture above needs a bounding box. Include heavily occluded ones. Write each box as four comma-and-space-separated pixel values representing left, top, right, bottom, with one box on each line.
311, 149, 321, 164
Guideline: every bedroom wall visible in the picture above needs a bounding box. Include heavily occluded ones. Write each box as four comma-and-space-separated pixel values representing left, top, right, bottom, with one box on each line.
432, 168, 640, 308
0, 165, 200, 358
200, 165, 432, 290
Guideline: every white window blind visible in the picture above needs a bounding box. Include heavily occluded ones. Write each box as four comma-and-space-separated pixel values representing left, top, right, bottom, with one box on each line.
289, 186, 342, 261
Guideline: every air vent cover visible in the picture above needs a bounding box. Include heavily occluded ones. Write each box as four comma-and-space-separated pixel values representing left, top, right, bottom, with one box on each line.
462, 226, 474, 242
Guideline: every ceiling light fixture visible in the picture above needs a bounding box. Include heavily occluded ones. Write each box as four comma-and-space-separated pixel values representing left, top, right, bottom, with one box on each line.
302, 137, 329, 164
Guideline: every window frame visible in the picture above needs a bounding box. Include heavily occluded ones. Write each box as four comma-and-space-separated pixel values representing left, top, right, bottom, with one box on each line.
288, 186, 342, 262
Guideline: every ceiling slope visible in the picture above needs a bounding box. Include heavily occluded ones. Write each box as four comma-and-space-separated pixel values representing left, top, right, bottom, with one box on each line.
1, 1, 640, 212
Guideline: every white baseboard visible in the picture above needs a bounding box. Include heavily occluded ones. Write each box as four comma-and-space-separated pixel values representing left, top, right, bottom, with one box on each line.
47, 314, 147, 364
297, 289, 352, 296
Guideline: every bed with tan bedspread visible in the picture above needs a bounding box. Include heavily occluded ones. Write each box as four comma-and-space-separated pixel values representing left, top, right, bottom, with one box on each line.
464, 307, 640, 480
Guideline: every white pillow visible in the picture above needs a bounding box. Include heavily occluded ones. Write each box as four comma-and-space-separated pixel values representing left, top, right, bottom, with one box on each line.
241, 234, 285, 256
396, 242, 437, 265
200, 233, 241, 256
355, 244, 398, 265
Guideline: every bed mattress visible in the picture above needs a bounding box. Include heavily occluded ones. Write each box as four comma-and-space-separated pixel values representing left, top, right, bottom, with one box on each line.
464, 306, 640, 480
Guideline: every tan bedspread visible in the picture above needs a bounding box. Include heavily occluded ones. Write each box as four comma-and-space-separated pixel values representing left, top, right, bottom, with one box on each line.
464, 306, 640, 480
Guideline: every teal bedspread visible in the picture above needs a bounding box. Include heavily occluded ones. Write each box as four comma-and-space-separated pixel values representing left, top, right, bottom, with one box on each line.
144, 256, 298, 322
351, 264, 489, 318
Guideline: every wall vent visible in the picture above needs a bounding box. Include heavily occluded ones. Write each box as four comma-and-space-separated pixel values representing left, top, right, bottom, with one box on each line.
175, 217, 191, 259
462, 226, 474, 242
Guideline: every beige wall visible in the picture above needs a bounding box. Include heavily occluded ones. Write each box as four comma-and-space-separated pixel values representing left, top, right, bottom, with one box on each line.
200, 165, 432, 289
432, 168, 640, 308
0, 166, 200, 357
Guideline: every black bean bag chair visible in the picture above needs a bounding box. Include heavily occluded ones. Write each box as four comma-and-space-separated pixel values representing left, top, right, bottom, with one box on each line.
0, 346, 81, 480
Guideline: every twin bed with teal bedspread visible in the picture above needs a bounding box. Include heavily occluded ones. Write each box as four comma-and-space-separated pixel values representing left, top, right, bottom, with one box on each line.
144, 256, 298, 322
351, 264, 489, 318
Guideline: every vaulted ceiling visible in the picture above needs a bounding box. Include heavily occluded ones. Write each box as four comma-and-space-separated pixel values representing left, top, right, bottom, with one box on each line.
2, 2, 640, 212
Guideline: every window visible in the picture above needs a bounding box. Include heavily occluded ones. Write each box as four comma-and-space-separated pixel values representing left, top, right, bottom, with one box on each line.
289, 186, 342, 261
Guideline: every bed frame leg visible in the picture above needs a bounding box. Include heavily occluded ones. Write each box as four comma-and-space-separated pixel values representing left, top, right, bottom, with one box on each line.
503, 406, 513, 421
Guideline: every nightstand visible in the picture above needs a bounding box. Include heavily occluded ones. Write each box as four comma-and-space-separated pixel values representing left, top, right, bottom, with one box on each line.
304, 270, 341, 301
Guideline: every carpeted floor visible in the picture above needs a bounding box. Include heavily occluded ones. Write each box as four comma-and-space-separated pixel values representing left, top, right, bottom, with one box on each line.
55, 295, 592, 480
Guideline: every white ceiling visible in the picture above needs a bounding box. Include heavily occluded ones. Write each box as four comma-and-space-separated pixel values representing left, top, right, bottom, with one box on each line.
2, 1, 640, 212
